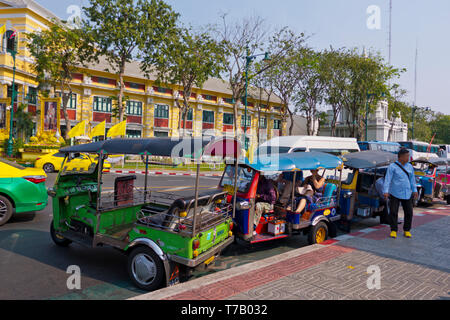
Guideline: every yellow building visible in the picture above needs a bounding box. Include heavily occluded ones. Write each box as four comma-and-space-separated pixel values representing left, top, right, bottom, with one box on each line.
0, 0, 285, 148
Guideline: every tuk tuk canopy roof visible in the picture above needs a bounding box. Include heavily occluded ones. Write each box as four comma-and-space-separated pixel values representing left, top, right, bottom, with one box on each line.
413, 157, 449, 166
342, 150, 397, 169
242, 151, 343, 172
60, 137, 241, 159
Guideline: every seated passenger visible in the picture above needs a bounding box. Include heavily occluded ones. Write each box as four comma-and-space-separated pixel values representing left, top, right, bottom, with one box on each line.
302, 169, 325, 195
254, 175, 277, 233
287, 184, 314, 213
277, 172, 301, 206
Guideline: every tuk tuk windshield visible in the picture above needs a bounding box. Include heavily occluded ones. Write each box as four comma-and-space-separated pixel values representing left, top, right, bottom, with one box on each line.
220, 165, 255, 194
59, 153, 97, 176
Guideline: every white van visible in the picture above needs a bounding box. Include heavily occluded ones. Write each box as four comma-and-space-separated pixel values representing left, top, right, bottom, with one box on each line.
256, 136, 360, 180
257, 136, 360, 156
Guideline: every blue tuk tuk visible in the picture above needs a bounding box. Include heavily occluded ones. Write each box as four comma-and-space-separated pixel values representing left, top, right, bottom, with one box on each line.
338, 151, 397, 230
219, 152, 343, 245
411, 157, 449, 205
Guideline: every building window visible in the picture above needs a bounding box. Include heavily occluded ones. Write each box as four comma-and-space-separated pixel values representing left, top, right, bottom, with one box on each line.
7, 85, 18, 102
126, 100, 143, 116
223, 97, 234, 105
57, 92, 77, 109
259, 117, 267, 129
155, 104, 169, 118
126, 129, 141, 138
27, 87, 38, 105
240, 98, 253, 107
93, 96, 112, 112
203, 110, 215, 123
5, 30, 16, 52
126, 82, 144, 90
241, 115, 251, 127
95, 76, 114, 85
223, 113, 234, 125
273, 119, 281, 130
154, 86, 173, 95
202, 94, 217, 102
182, 108, 193, 121
154, 131, 169, 137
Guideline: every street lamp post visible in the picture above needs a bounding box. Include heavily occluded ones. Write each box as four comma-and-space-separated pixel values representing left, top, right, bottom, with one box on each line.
6, 46, 17, 157
243, 46, 270, 151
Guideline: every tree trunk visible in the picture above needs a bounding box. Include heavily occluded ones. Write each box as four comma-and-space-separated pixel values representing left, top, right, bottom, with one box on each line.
60, 80, 71, 140
287, 107, 294, 136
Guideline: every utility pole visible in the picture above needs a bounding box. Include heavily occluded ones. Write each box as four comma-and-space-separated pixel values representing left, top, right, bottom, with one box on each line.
388, 0, 392, 65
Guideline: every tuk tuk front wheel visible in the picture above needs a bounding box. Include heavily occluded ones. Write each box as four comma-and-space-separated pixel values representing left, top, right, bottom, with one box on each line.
127, 246, 165, 292
446, 194, 450, 205
50, 220, 72, 247
308, 221, 328, 245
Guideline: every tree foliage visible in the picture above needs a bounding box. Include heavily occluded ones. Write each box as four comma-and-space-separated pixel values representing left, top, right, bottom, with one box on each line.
83, 0, 179, 122
26, 20, 96, 138
149, 26, 227, 136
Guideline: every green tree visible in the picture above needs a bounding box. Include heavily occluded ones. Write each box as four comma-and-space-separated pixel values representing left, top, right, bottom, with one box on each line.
322, 48, 403, 139
294, 48, 328, 136
430, 113, 450, 144
13, 103, 34, 141
214, 17, 300, 138
26, 21, 96, 138
257, 28, 306, 136
148, 26, 227, 136
83, 0, 179, 122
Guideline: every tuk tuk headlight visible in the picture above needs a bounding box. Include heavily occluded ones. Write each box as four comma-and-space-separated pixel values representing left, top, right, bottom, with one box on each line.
236, 200, 250, 210
343, 191, 353, 199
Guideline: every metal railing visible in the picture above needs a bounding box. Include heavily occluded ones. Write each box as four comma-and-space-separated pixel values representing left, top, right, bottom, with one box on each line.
136, 192, 231, 236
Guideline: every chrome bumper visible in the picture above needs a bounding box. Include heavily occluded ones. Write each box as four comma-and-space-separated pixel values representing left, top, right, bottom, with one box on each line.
168, 236, 234, 268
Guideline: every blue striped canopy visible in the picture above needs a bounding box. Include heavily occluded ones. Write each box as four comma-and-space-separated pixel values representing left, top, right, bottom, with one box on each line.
242, 151, 342, 172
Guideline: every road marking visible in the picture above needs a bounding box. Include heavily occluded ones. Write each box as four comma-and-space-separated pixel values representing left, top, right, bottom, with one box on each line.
162, 186, 191, 192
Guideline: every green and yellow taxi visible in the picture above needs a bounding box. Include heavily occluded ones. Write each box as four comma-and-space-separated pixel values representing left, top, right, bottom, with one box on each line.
35, 151, 111, 173
0, 158, 48, 225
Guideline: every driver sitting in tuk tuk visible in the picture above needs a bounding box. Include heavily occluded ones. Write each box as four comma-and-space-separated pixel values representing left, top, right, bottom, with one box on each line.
254, 175, 277, 232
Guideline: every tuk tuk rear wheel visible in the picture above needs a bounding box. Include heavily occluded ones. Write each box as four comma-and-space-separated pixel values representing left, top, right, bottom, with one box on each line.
446, 194, 450, 205
50, 220, 72, 247
127, 246, 165, 292
308, 221, 328, 245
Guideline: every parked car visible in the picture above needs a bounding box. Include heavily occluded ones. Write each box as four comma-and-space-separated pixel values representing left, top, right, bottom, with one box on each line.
0, 158, 48, 225
35, 151, 111, 173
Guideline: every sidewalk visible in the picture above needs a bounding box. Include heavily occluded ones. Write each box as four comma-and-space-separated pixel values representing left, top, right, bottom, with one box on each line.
131, 206, 450, 300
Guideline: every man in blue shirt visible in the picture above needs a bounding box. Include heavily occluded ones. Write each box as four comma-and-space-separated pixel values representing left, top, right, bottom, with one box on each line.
383, 148, 418, 238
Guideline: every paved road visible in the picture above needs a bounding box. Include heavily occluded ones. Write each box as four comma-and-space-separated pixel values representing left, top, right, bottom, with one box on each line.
0, 172, 441, 299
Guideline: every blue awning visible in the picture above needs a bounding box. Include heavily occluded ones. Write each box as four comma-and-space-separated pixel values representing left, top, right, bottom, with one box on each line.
242, 151, 342, 172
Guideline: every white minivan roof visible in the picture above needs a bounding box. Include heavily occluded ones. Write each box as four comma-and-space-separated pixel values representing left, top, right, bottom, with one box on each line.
259, 136, 359, 150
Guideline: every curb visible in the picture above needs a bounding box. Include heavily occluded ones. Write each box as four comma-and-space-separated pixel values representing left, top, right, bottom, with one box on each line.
129, 243, 328, 300
106, 169, 222, 177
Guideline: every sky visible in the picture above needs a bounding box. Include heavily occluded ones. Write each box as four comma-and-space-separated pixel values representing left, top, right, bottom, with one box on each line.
35, 0, 450, 115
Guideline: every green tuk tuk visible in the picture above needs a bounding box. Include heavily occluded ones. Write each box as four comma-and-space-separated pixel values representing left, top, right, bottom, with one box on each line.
48, 137, 239, 291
